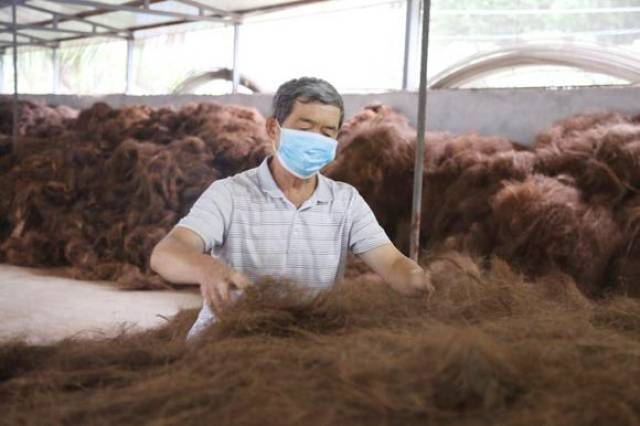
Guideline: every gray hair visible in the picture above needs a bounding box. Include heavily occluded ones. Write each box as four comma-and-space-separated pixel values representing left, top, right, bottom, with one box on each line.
271, 77, 345, 127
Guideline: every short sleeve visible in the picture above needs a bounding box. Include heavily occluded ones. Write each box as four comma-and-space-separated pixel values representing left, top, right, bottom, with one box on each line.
348, 189, 391, 254
174, 179, 233, 252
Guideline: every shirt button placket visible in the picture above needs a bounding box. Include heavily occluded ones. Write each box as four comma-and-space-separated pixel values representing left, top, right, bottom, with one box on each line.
286, 210, 299, 256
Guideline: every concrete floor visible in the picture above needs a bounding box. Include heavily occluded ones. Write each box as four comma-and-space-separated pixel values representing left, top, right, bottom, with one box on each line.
0, 264, 202, 344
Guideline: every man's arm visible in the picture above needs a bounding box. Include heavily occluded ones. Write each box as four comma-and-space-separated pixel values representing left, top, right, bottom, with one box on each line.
150, 227, 210, 285
346, 188, 434, 297
150, 179, 251, 312
150, 227, 251, 312
358, 243, 434, 297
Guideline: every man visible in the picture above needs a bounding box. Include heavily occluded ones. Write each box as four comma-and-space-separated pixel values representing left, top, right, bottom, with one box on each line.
150, 77, 434, 340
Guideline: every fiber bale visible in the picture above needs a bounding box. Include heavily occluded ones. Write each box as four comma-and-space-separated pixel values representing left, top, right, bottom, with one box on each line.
423, 143, 535, 255
75, 102, 153, 148
535, 114, 640, 206
0, 97, 77, 138
189, 103, 272, 176
609, 195, 640, 296
0, 101, 270, 289
535, 112, 630, 146
491, 175, 622, 297
128, 106, 182, 144
0, 135, 79, 267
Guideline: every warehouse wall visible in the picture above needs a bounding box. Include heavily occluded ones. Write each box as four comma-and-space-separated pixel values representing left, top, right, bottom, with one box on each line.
21, 86, 640, 145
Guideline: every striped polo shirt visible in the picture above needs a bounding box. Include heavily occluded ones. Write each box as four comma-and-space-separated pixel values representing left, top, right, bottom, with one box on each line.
176, 156, 390, 339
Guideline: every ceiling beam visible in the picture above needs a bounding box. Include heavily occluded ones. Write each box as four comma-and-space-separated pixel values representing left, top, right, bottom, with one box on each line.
0, 40, 55, 49
14, 30, 56, 45
0, 22, 129, 39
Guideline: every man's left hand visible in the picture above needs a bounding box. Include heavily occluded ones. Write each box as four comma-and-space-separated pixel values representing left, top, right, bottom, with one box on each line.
359, 243, 436, 299
406, 268, 435, 300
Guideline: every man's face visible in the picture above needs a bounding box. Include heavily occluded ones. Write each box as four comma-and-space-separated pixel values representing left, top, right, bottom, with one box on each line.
267, 100, 342, 150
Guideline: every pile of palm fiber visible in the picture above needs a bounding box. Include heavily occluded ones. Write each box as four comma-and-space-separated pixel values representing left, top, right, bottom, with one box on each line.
327, 107, 640, 297
2, 251, 639, 426
0, 101, 271, 288
1, 99, 640, 297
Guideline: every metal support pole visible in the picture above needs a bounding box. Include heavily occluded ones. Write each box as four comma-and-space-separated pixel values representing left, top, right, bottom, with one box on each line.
231, 22, 240, 94
0, 53, 4, 93
409, 0, 432, 262
403, 0, 420, 90
125, 37, 134, 94
11, 0, 18, 146
52, 45, 59, 94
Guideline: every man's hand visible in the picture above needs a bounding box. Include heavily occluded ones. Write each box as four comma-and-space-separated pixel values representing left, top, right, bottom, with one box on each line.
359, 243, 435, 299
405, 267, 435, 300
195, 256, 253, 314
150, 227, 253, 313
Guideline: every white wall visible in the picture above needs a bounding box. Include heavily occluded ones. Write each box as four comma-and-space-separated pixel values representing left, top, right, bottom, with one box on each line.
19, 86, 640, 145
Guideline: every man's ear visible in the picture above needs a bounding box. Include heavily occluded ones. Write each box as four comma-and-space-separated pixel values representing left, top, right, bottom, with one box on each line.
266, 117, 280, 141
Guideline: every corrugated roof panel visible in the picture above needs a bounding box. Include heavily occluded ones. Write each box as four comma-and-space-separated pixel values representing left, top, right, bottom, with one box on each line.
26, 0, 94, 15
15, 7, 51, 24
0, 6, 50, 24
56, 20, 92, 32
89, 10, 177, 28
152, 1, 206, 15
14, 28, 61, 40
197, 0, 317, 13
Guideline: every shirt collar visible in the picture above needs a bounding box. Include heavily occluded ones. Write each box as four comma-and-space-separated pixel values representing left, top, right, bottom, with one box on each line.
315, 174, 333, 203
257, 156, 333, 203
257, 156, 284, 198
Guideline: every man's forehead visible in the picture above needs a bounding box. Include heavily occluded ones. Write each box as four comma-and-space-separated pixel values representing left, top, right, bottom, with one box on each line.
289, 100, 341, 123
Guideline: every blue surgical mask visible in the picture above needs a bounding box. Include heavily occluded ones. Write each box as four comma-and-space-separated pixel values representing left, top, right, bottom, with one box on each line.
275, 127, 338, 179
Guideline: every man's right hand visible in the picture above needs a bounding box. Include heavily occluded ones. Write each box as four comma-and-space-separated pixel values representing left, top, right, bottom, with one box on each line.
150, 227, 253, 314
195, 255, 253, 314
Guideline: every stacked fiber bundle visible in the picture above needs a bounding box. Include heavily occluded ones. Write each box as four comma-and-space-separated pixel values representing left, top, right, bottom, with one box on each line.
0, 101, 271, 288
532, 112, 640, 296
1, 252, 639, 425
0, 97, 77, 139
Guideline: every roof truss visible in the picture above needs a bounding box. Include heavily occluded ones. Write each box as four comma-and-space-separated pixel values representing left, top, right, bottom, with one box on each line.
0, 0, 325, 49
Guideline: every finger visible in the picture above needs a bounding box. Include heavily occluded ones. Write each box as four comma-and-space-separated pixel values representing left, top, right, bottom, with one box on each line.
426, 285, 434, 302
200, 283, 211, 305
209, 286, 224, 315
425, 281, 435, 302
218, 280, 231, 306
231, 272, 252, 290
203, 281, 221, 312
